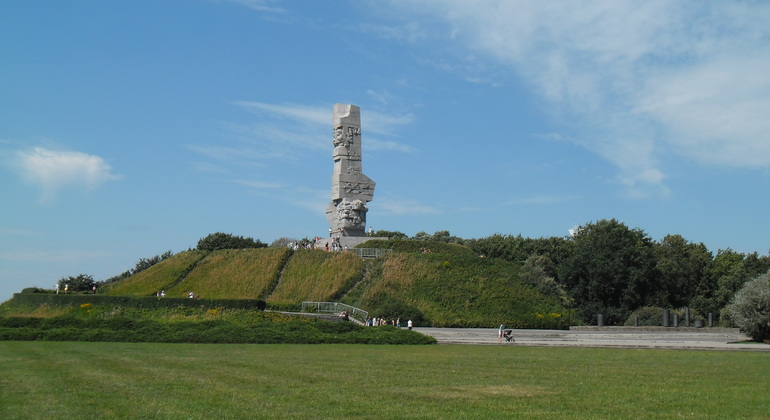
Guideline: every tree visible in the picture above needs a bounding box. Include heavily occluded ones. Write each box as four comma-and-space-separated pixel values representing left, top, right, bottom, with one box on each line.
196, 232, 267, 251
428, 230, 463, 244
521, 255, 565, 298
725, 270, 770, 342
270, 237, 297, 248
372, 230, 408, 240
58, 274, 95, 293
654, 234, 713, 309
560, 219, 660, 325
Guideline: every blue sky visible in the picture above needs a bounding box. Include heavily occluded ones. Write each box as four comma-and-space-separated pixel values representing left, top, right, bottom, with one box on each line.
2, 0, 770, 301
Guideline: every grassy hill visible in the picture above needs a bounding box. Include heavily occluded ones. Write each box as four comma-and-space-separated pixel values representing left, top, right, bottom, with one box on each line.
94, 241, 568, 329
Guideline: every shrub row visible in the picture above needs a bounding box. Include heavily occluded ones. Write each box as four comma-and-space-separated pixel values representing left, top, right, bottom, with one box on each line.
0, 316, 436, 345
9, 293, 267, 311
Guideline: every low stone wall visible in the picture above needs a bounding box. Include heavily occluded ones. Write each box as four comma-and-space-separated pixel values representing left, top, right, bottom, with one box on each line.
570, 325, 740, 333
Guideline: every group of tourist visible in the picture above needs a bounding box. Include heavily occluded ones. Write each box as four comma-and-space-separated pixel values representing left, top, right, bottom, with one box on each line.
153, 290, 199, 298
365, 317, 413, 330
287, 237, 349, 252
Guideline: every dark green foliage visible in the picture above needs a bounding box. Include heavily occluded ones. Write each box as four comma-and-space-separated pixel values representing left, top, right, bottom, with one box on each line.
370, 299, 427, 326
412, 230, 464, 244
707, 249, 770, 317
0, 312, 436, 345
7, 293, 267, 311
561, 219, 660, 325
372, 230, 408, 239
466, 234, 573, 267
57, 274, 96, 293
357, 239, 476, 256
196, 232, 267, 251
654, 235, 713, 309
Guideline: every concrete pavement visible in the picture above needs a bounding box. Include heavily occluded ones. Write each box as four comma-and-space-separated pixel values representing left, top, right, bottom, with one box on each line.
413, 327, 770, 351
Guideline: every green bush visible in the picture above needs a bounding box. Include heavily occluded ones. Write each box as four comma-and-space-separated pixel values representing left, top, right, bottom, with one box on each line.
725, 271, 770, 342
6, 293, 267, 311
197, 232, 267, 251
356, 239, 476, 256
0, 307, 436, 345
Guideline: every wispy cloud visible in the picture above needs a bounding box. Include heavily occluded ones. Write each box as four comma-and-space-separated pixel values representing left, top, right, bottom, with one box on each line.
0, 248, 115, 263
190, 101, 416, 171
13, 147, 121, 202
356, 21, 427, 44
218, 0, 285, 13
383, 1, 770, 195
230, 179, 285, 189
367, 138, 416, 153
505, 194, 579, 206
234, 101, 329, 126
375, 196, 442, 215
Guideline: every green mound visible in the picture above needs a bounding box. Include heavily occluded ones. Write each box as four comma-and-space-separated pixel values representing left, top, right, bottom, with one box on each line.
8, 240, 570, 329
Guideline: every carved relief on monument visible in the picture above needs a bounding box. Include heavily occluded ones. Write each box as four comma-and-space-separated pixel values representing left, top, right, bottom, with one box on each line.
326, 104, 375, 237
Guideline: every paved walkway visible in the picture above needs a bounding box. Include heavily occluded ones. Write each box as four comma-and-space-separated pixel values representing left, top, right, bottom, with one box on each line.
413, 327, 770, 351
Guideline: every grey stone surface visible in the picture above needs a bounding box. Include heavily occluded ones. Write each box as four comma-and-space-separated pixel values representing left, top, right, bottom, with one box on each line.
413, 327, 770, 351
325, 104, 376, 238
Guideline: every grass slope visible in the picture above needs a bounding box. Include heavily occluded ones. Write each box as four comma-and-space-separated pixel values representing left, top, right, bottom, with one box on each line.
2, 342, 768, 419
268, 249, 364, 304
363, 253, 567, 328
41, 242, 568, 328
167, 248, 290, 299
101, 250, 207, 296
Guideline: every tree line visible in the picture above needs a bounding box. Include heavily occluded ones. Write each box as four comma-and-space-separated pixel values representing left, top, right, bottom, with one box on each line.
376, 220, 770, 326
55, 226, 769, 329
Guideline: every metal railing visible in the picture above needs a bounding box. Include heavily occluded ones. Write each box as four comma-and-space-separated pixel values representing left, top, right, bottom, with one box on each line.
301, 301, 368, 322
350, 248, 392, 259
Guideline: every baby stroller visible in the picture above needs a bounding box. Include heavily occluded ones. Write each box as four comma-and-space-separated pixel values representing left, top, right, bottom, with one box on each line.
503, 329, 515, 343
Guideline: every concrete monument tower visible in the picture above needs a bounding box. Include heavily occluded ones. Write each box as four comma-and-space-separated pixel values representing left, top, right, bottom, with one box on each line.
325, 104, 375, 242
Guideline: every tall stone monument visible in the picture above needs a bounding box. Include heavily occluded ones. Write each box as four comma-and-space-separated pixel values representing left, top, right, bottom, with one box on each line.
325, 104, 375, 242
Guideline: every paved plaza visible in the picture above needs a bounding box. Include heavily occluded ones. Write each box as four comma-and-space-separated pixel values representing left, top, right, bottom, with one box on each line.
413, 327, 770, 351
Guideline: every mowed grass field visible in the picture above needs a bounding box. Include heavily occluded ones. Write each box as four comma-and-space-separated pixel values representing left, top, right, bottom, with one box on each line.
1, 342, 767, 420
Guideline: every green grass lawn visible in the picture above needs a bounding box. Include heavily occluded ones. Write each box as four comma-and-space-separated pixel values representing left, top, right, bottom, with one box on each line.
1, 342, 767, 419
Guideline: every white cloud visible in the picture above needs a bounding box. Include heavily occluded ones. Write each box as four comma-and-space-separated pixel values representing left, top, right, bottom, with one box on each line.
189, 102, 416, 170
230, 179, 285, 189
367, 137, 416, 153
505, 194, 580, 206
375, 196, 441, 215
15, 147, 121, 201
356, 21, 426, 44
219, 0, 285, 13
233, 101, 415, 136
383, 0, 770, 192
0, 248, 114, 263
234, 101, 329, 126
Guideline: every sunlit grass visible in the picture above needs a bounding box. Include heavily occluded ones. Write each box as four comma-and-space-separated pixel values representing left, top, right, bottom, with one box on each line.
168, 248, 289, 299
1, 342, 767, 419
102, 251, 207, 296
268, 249, 363, 303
